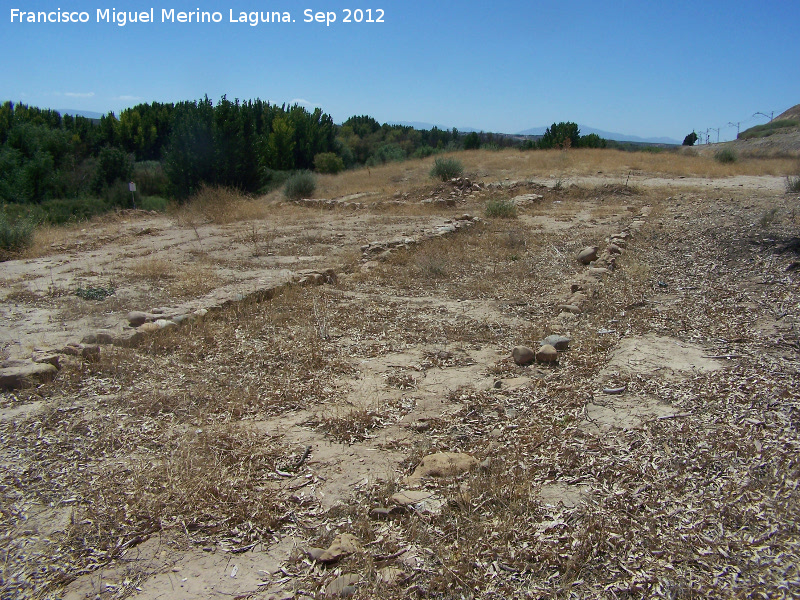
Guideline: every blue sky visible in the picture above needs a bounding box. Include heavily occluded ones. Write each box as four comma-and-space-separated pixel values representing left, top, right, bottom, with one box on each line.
2, 1, 797, 141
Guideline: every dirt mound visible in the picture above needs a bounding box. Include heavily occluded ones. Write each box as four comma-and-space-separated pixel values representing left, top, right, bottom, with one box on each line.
776, 102, 800, 121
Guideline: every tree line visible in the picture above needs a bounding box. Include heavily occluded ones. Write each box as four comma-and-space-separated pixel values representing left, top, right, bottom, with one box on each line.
0, 96, 606, 219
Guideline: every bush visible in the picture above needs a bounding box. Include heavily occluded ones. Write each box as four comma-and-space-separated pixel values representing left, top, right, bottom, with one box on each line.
786, 175, 800, 193
284, 171, 316, 200
139, 196, 169, 211
133, 161, 169, 196
365, 144, 406, 167
39, 197, 110, 224
314, 152, 345, 174
92, 146, 133, 194
485, 199, 517, 218
412, 145, 436, 159
714, 148, 737, 164
430, 157, 464, 181
0, 211, 34, 255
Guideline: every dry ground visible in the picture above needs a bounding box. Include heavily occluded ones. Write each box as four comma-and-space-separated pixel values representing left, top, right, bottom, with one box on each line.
1, 148, 799, 599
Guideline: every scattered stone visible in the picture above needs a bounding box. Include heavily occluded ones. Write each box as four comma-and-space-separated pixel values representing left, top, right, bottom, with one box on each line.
369, 507, 401, 519
405, 452, 478, 484
0, 360, 58, 390
558, 304, 582, 314
511, 193, 544, 205
154, 319, 178, 329
309, 533, 363, 564
325, 573, 360, 598
536, 345, 559, 363
31, 352, 60, 369
391, 490, 435, 506
61, 343, 100, 360
542, 335, 571, 351
377, 566, 408, 586
577, 246, 598, 264
511, 346, 536, 365
138, 322, 161, 334
127, 311, 149, 327
587, 267, 610, 277
607, 243, 622, 254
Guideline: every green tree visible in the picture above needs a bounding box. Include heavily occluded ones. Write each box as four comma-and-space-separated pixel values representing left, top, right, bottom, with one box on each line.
683, 132, 698, 146
266, 114, 296, 170
540, 122, 580, 149
463, 131, 481, 150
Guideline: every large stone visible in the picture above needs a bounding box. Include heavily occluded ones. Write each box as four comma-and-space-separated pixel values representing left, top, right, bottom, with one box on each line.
308, 533, 363, 564
542, 335, 571, 351
325, 573, 360, 597
577, 246, 598, 264
405, 452, 478, 484
512, 346, 536, 365
536, 345, 559, 363
127, 311, 149, 327
0, 360, 57, 390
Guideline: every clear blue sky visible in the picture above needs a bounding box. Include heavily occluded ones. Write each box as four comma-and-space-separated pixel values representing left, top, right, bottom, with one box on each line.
2, 1, 797, 141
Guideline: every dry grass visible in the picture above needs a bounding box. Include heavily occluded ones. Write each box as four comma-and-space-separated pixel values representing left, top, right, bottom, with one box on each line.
173, 184, 270, 225
129, 256, 223, 298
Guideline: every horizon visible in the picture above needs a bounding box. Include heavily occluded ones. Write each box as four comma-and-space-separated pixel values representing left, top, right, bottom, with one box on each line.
2, 1, 797, 143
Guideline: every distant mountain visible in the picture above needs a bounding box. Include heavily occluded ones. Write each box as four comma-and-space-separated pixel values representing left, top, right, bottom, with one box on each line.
517, 124, 680, 145
58, 108, 104, 119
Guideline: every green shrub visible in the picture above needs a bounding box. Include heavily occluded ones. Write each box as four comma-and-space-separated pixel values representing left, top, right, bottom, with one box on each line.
314, 152, 345, 174
714, 148, 737, 164
39, 197, 110, 224
430, 157, 464, 181
133, 161, 169, 196
283, 171, 316, 200
485, 199, 517, 218
0, 211, 34, 255
786, 175, 800, 193
412, 145, 436, 159
139, 196, 169, 212
366, 144, 406, 167
92, 146, 133, 194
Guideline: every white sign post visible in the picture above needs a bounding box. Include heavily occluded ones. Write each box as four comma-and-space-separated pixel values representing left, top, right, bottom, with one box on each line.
129, 182, 137, 209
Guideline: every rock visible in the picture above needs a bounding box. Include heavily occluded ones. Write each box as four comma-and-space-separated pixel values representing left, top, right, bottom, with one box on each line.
377, 566, 408, 586
587, 267, 610, 277
137, 322, 161, 334
312, 533, 363, 564
567, 292, 587, 306
542, 335, 570, 351
61, 343, 100, 360
405, 452, 478, 484
577, 246, 598, 264
391, 490, 435, 506
154, 319, 178, 329
325, 573, 360, 597
0, 360, 58, 390
536, 345, 559, 363
512, 346, 536, 365
607, 243, 622, 254
32, 352, 60, 369
558, 304, 581, 314
369, 507, 399, 519
127, 311, 149, 327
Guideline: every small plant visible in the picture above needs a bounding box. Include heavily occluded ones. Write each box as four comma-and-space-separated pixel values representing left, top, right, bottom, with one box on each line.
714, 148, 737, 164
75, 284, 115, 300
485, 199, 517, 218
759, 208, 779, 228
0, 212, 35, 256
786, 175, 800, 193
284, 171, 316, 200
430, 157, 464, 181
